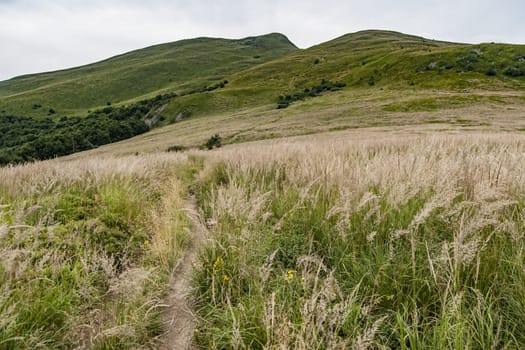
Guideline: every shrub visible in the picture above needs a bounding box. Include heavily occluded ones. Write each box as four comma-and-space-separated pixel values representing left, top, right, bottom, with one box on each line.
276, 79, 346, 109
202, 80, 229, 93
277, 101, 290, 109
485, 68, 497, 76
205, 134, 222, 150
504, 67, 525, 77
167, 145, 186, 152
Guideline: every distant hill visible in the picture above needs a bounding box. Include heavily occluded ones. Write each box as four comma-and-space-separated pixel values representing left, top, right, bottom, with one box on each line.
163, 30, 525, 118
0, 33, 297, 117
1, 30, 525, 165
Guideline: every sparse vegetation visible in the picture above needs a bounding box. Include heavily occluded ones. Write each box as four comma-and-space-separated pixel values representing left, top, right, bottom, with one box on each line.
277, 79, 346, 108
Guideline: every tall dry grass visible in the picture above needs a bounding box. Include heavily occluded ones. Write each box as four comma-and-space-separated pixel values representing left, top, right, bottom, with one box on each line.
192, 133, 525, 349
0, 153, 192, 349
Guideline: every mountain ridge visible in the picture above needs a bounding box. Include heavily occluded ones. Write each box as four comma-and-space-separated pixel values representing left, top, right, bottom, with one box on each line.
1, 32, 296, 83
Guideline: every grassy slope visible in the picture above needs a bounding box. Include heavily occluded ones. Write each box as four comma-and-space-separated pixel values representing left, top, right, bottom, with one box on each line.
0, 33, 297, 117
162, 30, 525, 119
2, 30, 525, 158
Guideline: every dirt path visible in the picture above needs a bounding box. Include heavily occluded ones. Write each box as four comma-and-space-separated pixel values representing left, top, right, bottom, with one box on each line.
159, 195, 203, 350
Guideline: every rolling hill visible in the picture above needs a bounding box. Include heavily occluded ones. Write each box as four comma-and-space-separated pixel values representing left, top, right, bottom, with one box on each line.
1, 30, 525, 164
163, 30, 525, 118
0, 33, 297, 117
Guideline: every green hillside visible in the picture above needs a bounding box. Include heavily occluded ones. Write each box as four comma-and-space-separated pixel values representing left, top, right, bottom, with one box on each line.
163, 30, 525, 118
1, 30, 525, 165
0, 33, 297, 117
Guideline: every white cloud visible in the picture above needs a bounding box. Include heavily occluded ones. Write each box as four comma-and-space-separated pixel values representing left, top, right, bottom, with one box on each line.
0, 0, 524, 81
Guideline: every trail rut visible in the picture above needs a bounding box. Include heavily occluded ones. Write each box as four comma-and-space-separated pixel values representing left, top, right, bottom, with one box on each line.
159, 195, 203, 350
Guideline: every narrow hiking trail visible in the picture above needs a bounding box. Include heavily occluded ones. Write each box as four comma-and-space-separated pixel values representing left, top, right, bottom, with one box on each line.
159, 195, 204, 349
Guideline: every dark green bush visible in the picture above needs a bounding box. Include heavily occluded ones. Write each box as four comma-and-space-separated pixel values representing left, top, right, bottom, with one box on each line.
485, 68, 497, 76
504, 67, 525, 77
276, 79, 346, 109
202, 79, 229, 93
167, 145, 186, 152
205, 134, 222, 150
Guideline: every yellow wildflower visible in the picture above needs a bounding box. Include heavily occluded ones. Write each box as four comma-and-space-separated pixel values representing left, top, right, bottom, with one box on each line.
213, 257, 224, 273
223, 275, 230, 282
143, 240, 150, 248
286, 269, 296, 281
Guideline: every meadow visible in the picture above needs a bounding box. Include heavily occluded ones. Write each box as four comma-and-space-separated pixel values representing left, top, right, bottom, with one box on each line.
3, 130, 525, 348
190, 132, 525, 349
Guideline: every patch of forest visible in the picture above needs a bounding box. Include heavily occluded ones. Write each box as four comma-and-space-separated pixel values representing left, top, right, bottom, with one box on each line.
0, 94, 174, 165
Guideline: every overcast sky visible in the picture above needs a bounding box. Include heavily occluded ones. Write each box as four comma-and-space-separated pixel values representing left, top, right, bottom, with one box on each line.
1, 0, 524, 81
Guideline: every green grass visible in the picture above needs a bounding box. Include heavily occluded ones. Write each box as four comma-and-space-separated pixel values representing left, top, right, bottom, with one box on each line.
2, 30, 525, 123
1, 178, 148, 348
382, 95, 504, 113
159, 30, 525, 121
